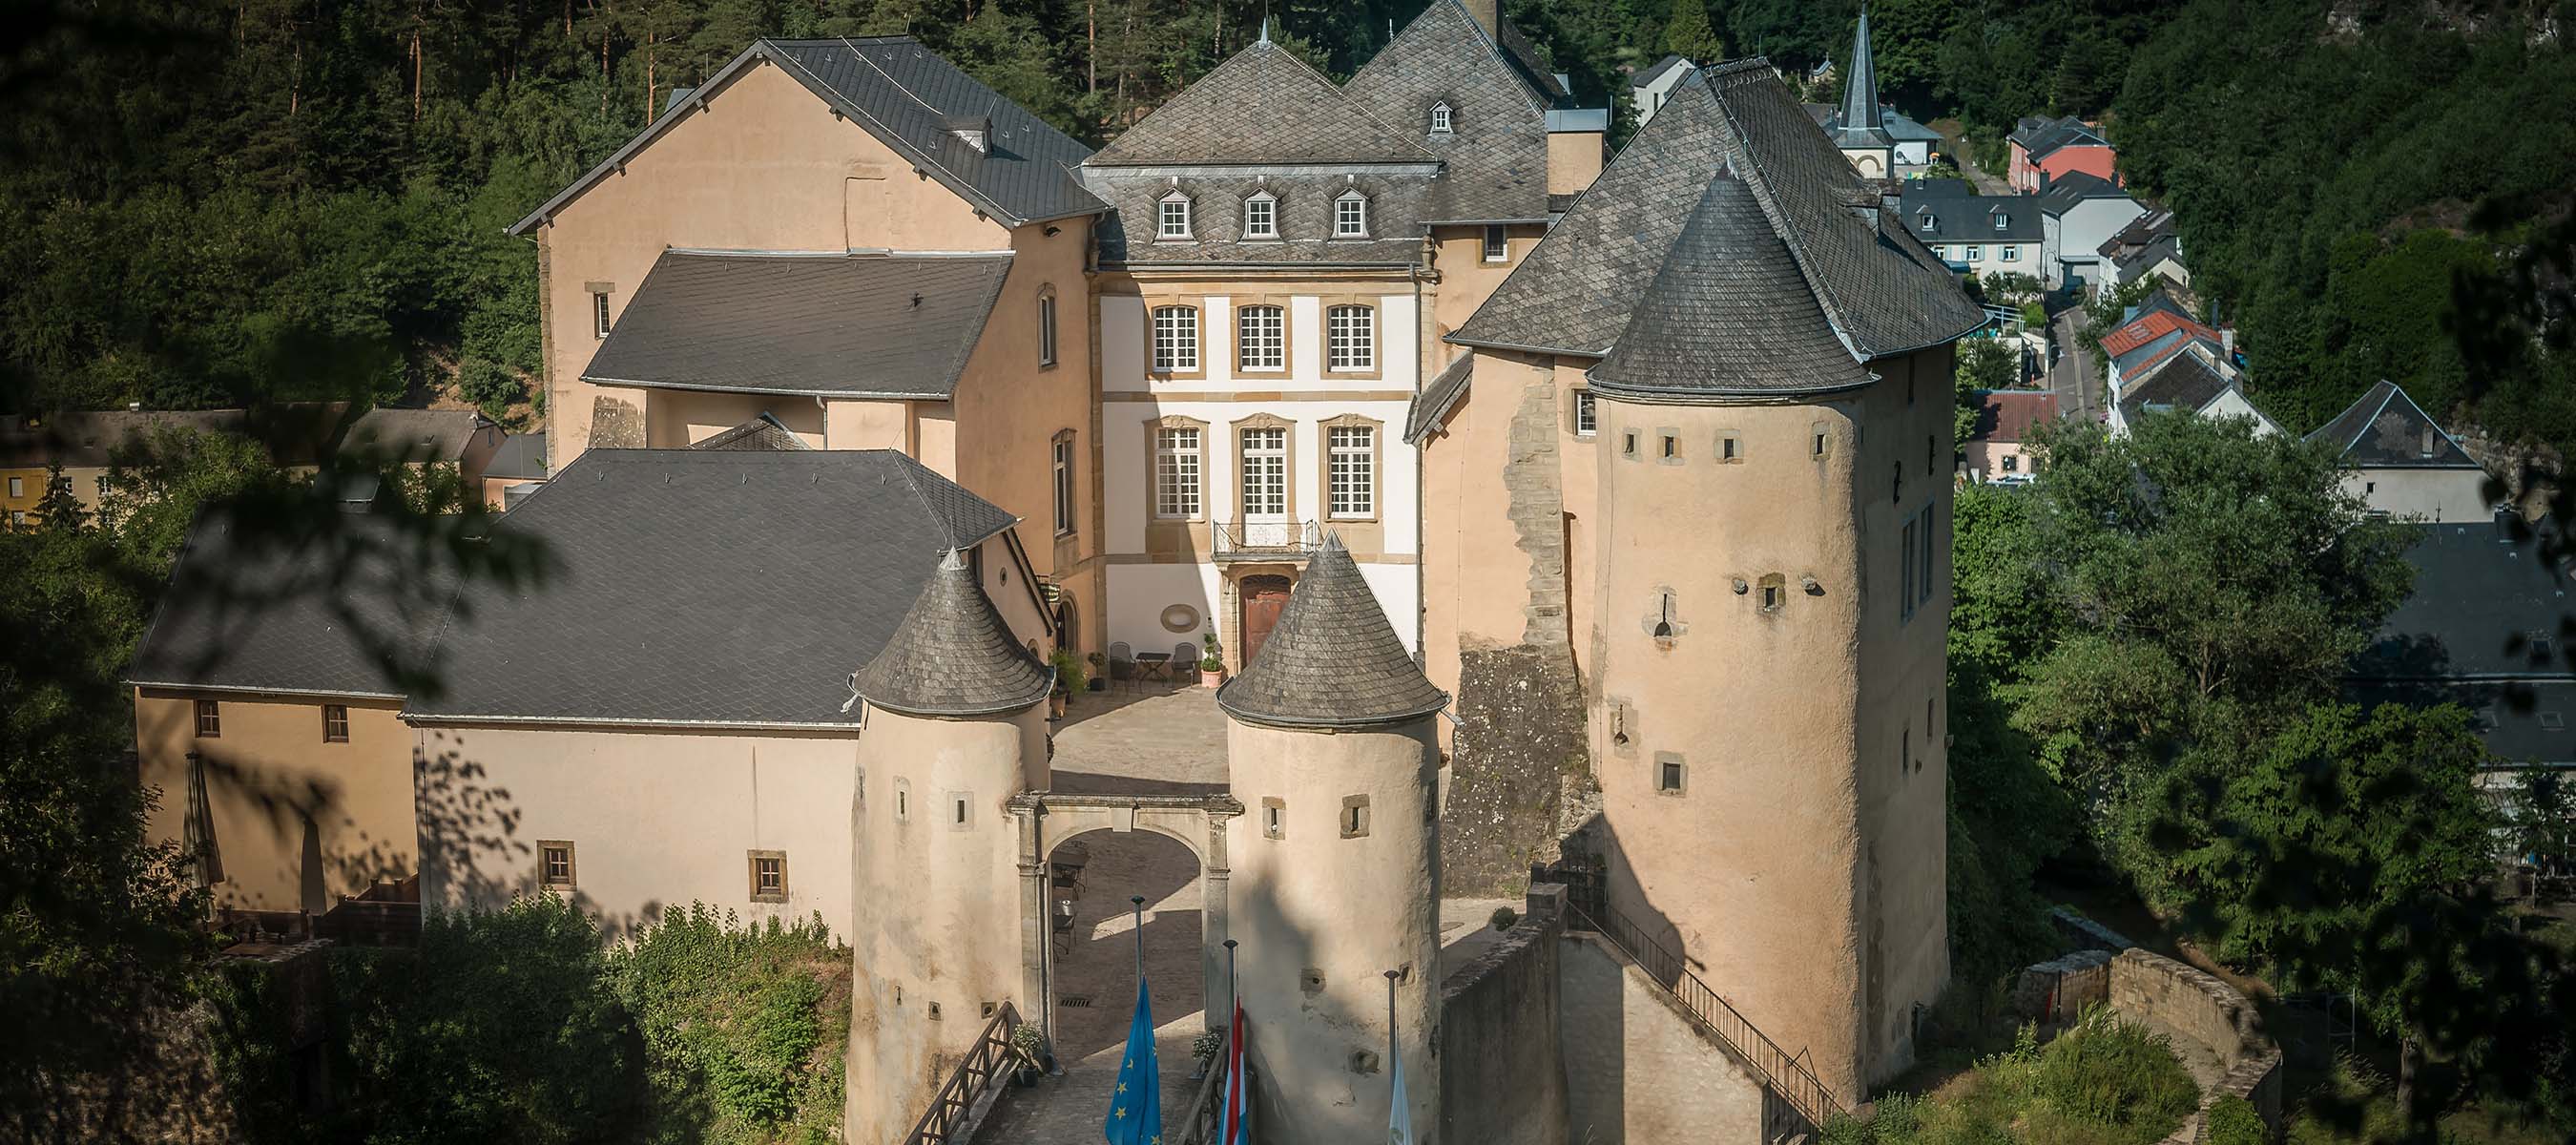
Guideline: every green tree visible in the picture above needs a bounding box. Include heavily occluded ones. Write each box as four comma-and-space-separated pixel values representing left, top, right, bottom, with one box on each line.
1954, 337, 2016, 448
1663, 0, 1723, 63
34, 462, 85, 531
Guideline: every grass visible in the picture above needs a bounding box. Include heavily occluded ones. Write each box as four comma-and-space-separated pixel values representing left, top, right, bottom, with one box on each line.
1823, 1010, 2201, 1145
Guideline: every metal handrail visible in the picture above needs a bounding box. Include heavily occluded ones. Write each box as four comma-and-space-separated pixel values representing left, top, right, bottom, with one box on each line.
1567, 904, 1842, 1129
1180, 1021, 1244, 1145
1211, 519, 1320, 561
903, 1001, 1025, 1145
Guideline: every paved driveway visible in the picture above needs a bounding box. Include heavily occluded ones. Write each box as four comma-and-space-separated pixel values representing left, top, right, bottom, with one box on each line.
2048, 308, 2102, 423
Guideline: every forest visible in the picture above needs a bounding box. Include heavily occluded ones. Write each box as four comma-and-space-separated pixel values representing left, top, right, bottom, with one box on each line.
5, 0, 2571, 452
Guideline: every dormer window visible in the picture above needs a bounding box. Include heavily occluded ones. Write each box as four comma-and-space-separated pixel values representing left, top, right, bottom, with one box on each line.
1919, 212, 1936, 231
1242, 192, 1278, 239
944, 114, 991, 154
1429, 102, 1452, 134
1992, 213, 2007, 231
1334, 191, 1369, 239
1158, 193, 1193, 240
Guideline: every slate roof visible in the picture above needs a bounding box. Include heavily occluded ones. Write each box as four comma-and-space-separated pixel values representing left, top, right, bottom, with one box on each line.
2307, 381, 2481, 469
2099, 208, 2177, 258
1087, 173, 1436, 266
1897, 189, 2043, 244
2116, 347, 2233, 422
485, 431, 549, 480
1216, 534, 1447, 729
1970, 389, 2059, 444
408, 449, 1020, 726
2036, 171, 2129, 215
510, 37, 1103, 234
2009, 114, 2109, 159
1344, 0, 1553, 224
1632, 53, 1694, 89
1, 405, 352, 469
1589, 176, 1872, 397
851, 549, 1053, 718
128, 512, 461, 698
1492, 18, 1573, 104
2114, 235, 2187, 281
1828, 7, 1892, 150
1089, 39, 1429, 167
1403, 353, 1476, 444
1452, 59, 1981, 375
692, 414, 813, 451
1881, 109, 1943, 143
2356, 519, 2576, 683
343, 408, 489, 462
581, 250, 1011, 399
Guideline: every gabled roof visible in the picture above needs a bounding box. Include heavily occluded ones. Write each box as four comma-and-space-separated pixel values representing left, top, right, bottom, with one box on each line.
1632, 53, 1694, 89
2306, 381, 2481, 470
851, 549, 1053, 718
2117, 347, 2233, 422
1, 405, 353, 469
2009, 114, 2109, 159
2035, 171, 2129, 214
408, 449, 1020, 727
1452, 59, 1981, 369
1897, 189, 2044, 244
484, 431, 548, 481
2357, 519, 2576, 682
1403, 353, 1476, 444
1344, 0, 1552, 224
1881, 108, 1943, 143
692, 413, 813, 451
509, 37, 1104, 235
128, 511, 462, 699
1970, 388, 2059, 444
1089, 38, 1429, 167
1491, 18, 1573, 105
343, 408, 490, 462
581, 250, 1011, 399
1217, 535, 1447, 730
2102, 306, 2217, 362
1589, 175, 1872, 397
2100, 208, 2177, 257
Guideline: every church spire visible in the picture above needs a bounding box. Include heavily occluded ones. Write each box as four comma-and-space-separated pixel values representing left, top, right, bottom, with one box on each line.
1841, 7, 1881, 131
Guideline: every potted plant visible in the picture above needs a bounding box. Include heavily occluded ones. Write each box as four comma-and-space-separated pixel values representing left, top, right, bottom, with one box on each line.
1048, 650, 1085, 717
1197, 632, 1225, 687
1009, 1023, 1047, 1087
1085, 651, 1109, 691
1190, 1029, 1225, 1080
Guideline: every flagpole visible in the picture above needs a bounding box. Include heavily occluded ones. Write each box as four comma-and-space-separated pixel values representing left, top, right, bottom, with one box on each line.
1384, 968, 1402, 1141
1382, 968, 1398, 1072
1224, 937, 1238, 1028
1131, 895, 1147, 978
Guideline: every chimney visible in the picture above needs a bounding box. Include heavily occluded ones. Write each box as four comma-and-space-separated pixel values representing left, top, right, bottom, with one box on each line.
1464, 0, 1498, 33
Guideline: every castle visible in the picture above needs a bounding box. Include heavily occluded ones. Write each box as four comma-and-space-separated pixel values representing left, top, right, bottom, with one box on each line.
127, 2, 1978, 1140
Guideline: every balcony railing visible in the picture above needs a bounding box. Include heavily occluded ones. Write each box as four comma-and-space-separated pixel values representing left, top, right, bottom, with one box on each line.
1211, 519, 1320, 562
903, 1001, 1025, 1145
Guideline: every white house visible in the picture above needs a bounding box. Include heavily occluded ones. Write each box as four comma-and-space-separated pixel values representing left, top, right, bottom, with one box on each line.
1631, 54, 1697, 128
2307, 380, 2493, 521
2037, 172, 2145, 290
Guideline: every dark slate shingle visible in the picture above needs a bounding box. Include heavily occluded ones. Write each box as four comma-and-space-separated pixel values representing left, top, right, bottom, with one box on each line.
484, 431, 549, 480
2358, 520, 2576, 681
1089, 39, 1429, 167
1217, 535, 1447, 729
1404, 353, 1475, 444
692, 414, 813, 451
407, 449, 1021, 726
852, 550, 1053, 718
2117, 349, 2232, 422
2305, 381, 2481, 469
580, 251, 1011, 399
1344, 0, 1553, 224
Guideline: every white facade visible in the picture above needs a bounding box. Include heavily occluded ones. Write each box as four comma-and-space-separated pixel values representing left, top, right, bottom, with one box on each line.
2342, 468, 2493, 522
2042, 195, 2147, 289
1099, 290, 1423, 662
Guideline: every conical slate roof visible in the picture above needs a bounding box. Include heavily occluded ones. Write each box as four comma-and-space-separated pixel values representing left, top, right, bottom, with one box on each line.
1589, 175, 1872, 397
851, 550, 1053, 718
1836, 9, 1887, 138
1217, 535, 1447, 730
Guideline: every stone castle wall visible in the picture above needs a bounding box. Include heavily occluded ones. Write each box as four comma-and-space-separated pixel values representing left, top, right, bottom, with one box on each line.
1437, 883, 1571, 1145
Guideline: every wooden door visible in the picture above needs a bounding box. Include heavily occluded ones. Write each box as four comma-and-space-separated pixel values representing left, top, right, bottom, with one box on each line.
1239, 575, 1294, 668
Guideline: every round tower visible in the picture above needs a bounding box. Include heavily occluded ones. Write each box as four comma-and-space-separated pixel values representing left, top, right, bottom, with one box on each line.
1580, 173, 1956, 1102
845, 550, 1053, 1143
1219, 536, 1448, 1145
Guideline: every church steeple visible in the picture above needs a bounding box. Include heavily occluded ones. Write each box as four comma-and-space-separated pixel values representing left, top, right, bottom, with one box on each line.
1840, 7, 1881, 131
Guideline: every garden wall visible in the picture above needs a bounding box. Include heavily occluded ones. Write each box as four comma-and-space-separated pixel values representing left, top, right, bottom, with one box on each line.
1439, 883, 1571, 1145
2108, 948, 2283, 1144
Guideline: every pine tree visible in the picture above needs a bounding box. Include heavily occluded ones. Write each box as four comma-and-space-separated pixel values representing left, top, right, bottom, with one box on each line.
1663, 0, 1722, 65
34, 464, 84, 532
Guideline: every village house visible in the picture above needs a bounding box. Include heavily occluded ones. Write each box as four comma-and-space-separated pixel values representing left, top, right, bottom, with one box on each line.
2098, 207, 2192, 291
1630, 53, 1696, 128
2007, 114, 2117, 193
2351, 514, 2576, 785
2103, 286, 2278, 436
2307, 380, 2493, 521
1964, 389, 2058, 483
1897, 179, 2043, 278
2035, 171, 2146, 290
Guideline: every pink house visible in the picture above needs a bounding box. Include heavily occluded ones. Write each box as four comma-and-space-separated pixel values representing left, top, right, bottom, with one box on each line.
1966, 390, 2058, 482
2007, 114, 2117, 194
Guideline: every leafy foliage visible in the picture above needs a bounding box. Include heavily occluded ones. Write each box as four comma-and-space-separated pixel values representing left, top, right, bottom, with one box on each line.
1954, 337, 2017, 448
1822, 1010, 2199, 1145
609, 905, 850, 1144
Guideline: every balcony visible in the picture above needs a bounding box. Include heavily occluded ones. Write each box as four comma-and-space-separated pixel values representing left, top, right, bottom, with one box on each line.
1211, 519, 1319, 563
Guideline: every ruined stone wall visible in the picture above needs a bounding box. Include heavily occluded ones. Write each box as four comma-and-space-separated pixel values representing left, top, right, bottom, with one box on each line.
1438, 884, 1571, 1145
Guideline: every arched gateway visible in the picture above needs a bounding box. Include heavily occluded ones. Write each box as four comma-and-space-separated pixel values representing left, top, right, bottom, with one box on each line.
1008, 791, 1243, 1041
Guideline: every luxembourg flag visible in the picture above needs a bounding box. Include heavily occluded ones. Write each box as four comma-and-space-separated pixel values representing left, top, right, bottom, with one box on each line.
1216, 994, 1251, 1144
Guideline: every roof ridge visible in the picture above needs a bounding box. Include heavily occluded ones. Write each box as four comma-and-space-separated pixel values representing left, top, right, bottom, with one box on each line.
2342, 380, 2401, 454
1701, 71, 1864, 362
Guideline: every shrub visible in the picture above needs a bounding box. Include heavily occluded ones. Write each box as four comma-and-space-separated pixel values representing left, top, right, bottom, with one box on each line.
609, 904, 850, 1145
2204, 1093, 2266, 1145
1489, 906, 1519, 931
455, 356, 525, 420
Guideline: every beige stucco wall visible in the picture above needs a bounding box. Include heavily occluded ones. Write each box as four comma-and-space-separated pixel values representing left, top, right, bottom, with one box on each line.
534, 57, 1012, 462
135, 688, 417, 915
949, 219, 1099, 591
1224, 715, 1441, 1145
2346, 467, 2492, 523
1963, 439, 2034, 482
1586, 347, 1951, 1103
1427, 227, 1543, 352
1559, 933, 1767, 1144
845, 702, 1046, 1144
1547, 132, 1606, 196
643, 388, 828, 448
411, 722, 863, 941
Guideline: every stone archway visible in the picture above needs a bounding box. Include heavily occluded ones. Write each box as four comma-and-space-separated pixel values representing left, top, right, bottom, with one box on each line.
1008, 792, 1242, 1045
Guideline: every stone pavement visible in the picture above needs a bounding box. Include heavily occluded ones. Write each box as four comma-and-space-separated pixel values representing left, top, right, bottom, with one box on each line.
1049, 683, 1229, 796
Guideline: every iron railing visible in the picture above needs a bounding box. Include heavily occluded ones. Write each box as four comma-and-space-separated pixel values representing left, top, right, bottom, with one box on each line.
1567, 904, 1842, 1130
903, 1001, 1026, 1145
1180, 1020, 1244, 1145
1211, 519, 1320, 562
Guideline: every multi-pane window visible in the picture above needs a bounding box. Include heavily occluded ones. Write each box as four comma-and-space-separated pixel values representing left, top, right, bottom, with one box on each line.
1038, 291, 1058, 366
1328, 425, 1375, 519
1431, 103, 1452, 133
1158, 195, 1192, 239
1240, 427, 1287, 518
748, 850, 787, 903
322, 704, 349, 743
1154, 427, 1202, 518
1237, 304, 1284, 370
1325, 304, 1374, 371
1242, 195, 1277, 239
2001, 246, 2020, 262
1899, 504, 1938, 622
1964, 246, 1984, 261
6, 476, 19, 498
1051, 434, 1075, 536
1334, 193, 1368, 238
1483, 225, 1507, 261
1574, 390, 1597, 436
195, 699, 220, 739
539, 842, 576, 889
592, 291, 613, 338
1152, 305, 1199, 372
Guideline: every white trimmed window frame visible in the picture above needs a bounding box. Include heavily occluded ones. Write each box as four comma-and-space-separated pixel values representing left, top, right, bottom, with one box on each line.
1334, 191, 1369, 239
1154, 424, 1204, 520
1242, 192, 1278, 239
1158, 192, 1194, 240
1237, 303, 1285, 372
1152, 304, 1200, 373
1325, 303, 1375, 372
1430, 102, 1453, 134
1325, 420, 1379, 521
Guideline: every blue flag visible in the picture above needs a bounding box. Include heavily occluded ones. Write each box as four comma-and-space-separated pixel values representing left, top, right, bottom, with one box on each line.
1104, 974, 1162, 1145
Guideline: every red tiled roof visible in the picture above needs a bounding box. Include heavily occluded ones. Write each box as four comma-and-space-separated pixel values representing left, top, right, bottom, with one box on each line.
1971, 389, 2059, 443
2100, 309, 2217, 358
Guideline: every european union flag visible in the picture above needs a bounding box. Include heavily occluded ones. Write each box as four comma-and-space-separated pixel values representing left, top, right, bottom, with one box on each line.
1104, 974, 1162, 1145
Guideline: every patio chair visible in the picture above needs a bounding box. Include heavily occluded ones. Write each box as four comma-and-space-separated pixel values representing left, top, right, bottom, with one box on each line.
1107, 641, 1133, 688
1176, 641, 1202, 682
